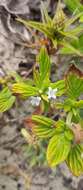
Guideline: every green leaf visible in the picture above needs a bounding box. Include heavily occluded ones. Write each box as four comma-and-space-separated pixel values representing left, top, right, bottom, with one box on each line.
33, 124, 56, 138
61, 35, 83, 55
50, 80, 65, 88
55, 119, 66, 132
32, 115, 55, 138
60, 25, 83, 41
68, 25, 83, 36
64, 0, 83, 13
32, 115, 54, 127
0, 87, 15, 112
17, 19, 53, 39
60, 41, 83, 56
57, 120, 74, 140
56, 99, 83, 113
80, 15, 83, 22
33, 47, 51, 89
72, 34, 83, 54
47, 132, 71, 167
33, 69, 41, 88
47, 120, 74, 167
61, 99, 76, 112
65, 12, 83, 28
12, 82, 39, 98
75, 100, 83, 109
54, 120, 74, 141
38, 47, 51, 81
50, 80, 65, 96
59, 31, 78, 41
64, 128, 74, 141
65, 73, 83, 99
66, 144, 83, 176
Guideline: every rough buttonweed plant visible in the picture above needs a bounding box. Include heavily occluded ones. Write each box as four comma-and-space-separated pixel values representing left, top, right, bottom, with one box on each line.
0, 0, 83, 176
0, 46, 83, 176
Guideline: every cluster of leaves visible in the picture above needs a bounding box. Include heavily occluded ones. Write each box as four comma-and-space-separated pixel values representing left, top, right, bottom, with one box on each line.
17, 0, 83, 56
0, 47, 64, 112
32, 116, 83, 176
12, 47, 64, 101
0, 46, 83, 176
31, 63, 83, 176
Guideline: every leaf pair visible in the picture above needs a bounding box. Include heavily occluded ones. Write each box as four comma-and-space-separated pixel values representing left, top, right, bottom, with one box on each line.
32, 114, 83, 176
47, 131, 71, 167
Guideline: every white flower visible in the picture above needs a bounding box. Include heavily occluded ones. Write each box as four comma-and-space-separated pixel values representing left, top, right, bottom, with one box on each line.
30, 96, 41, 106
47, 87, 57, 100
